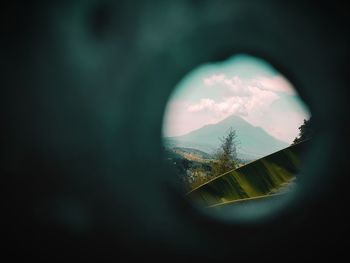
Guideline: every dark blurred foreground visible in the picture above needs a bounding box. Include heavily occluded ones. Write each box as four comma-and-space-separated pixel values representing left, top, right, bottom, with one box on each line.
1, 1, 349, 261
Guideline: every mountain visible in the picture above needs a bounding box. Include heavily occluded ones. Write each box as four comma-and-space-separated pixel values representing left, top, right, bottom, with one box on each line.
165, 115, 288, 161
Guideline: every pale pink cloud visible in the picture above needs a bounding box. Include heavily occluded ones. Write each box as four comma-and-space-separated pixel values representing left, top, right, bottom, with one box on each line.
254, 76, 296, 95
164, 72, 309, 142
187, 98, 215, 112
187, 76, 279, 121
203, 74, 249, 97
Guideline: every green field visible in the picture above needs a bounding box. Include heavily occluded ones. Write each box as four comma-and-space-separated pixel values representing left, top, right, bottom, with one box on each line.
187, 141, 309, 207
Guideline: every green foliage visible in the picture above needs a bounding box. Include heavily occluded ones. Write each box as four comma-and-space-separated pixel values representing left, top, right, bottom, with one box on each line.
293, 118, 313, 144
187, 140, 309, 207
211, 128, 238, 176
164, 147, 213, 188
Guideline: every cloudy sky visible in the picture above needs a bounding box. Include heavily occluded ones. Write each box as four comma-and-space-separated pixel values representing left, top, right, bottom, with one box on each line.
163, 54, 311, 144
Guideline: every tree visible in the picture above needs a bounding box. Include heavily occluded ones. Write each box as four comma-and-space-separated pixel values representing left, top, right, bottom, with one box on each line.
293, 118, 313, 144
211, 128, 239, 176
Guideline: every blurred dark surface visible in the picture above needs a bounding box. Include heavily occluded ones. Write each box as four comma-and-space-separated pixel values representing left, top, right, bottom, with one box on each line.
1, 0, 349, 261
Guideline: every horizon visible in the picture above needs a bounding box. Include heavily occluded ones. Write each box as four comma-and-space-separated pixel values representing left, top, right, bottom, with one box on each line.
165, 113, 298, 144
162, 54, 311, 144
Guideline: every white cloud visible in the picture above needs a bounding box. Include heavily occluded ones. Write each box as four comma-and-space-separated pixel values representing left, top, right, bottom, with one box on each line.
253, 76, 296, 95
187, 75, 280, 120
164, 71, 309, 143
204, 74, 250, 97
204, 74, 296, 96
187, 98, 216, 112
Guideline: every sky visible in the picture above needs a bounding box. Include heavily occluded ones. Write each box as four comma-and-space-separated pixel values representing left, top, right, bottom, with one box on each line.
162, 54, 311, 144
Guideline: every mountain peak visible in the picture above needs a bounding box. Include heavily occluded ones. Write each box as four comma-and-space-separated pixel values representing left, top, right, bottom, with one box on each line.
220, 114, 248, 124
170, 114, 288, 160
215, 115, 257, 131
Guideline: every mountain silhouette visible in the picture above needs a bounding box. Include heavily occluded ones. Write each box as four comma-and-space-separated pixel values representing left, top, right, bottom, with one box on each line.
166, 115, 288, 160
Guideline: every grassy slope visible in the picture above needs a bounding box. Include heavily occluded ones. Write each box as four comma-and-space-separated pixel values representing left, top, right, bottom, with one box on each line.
187, 140, 309, 206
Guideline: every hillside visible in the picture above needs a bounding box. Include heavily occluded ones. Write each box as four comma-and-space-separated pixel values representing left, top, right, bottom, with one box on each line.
172, 147, 213, 162
187, 140, 310, 206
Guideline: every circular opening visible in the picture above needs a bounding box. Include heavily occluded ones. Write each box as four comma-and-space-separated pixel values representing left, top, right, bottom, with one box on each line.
162, 53, 312, 223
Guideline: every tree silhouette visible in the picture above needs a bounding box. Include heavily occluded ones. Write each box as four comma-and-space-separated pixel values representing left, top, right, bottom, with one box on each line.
212, 128, 238, 176
293, 118, 313, 144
